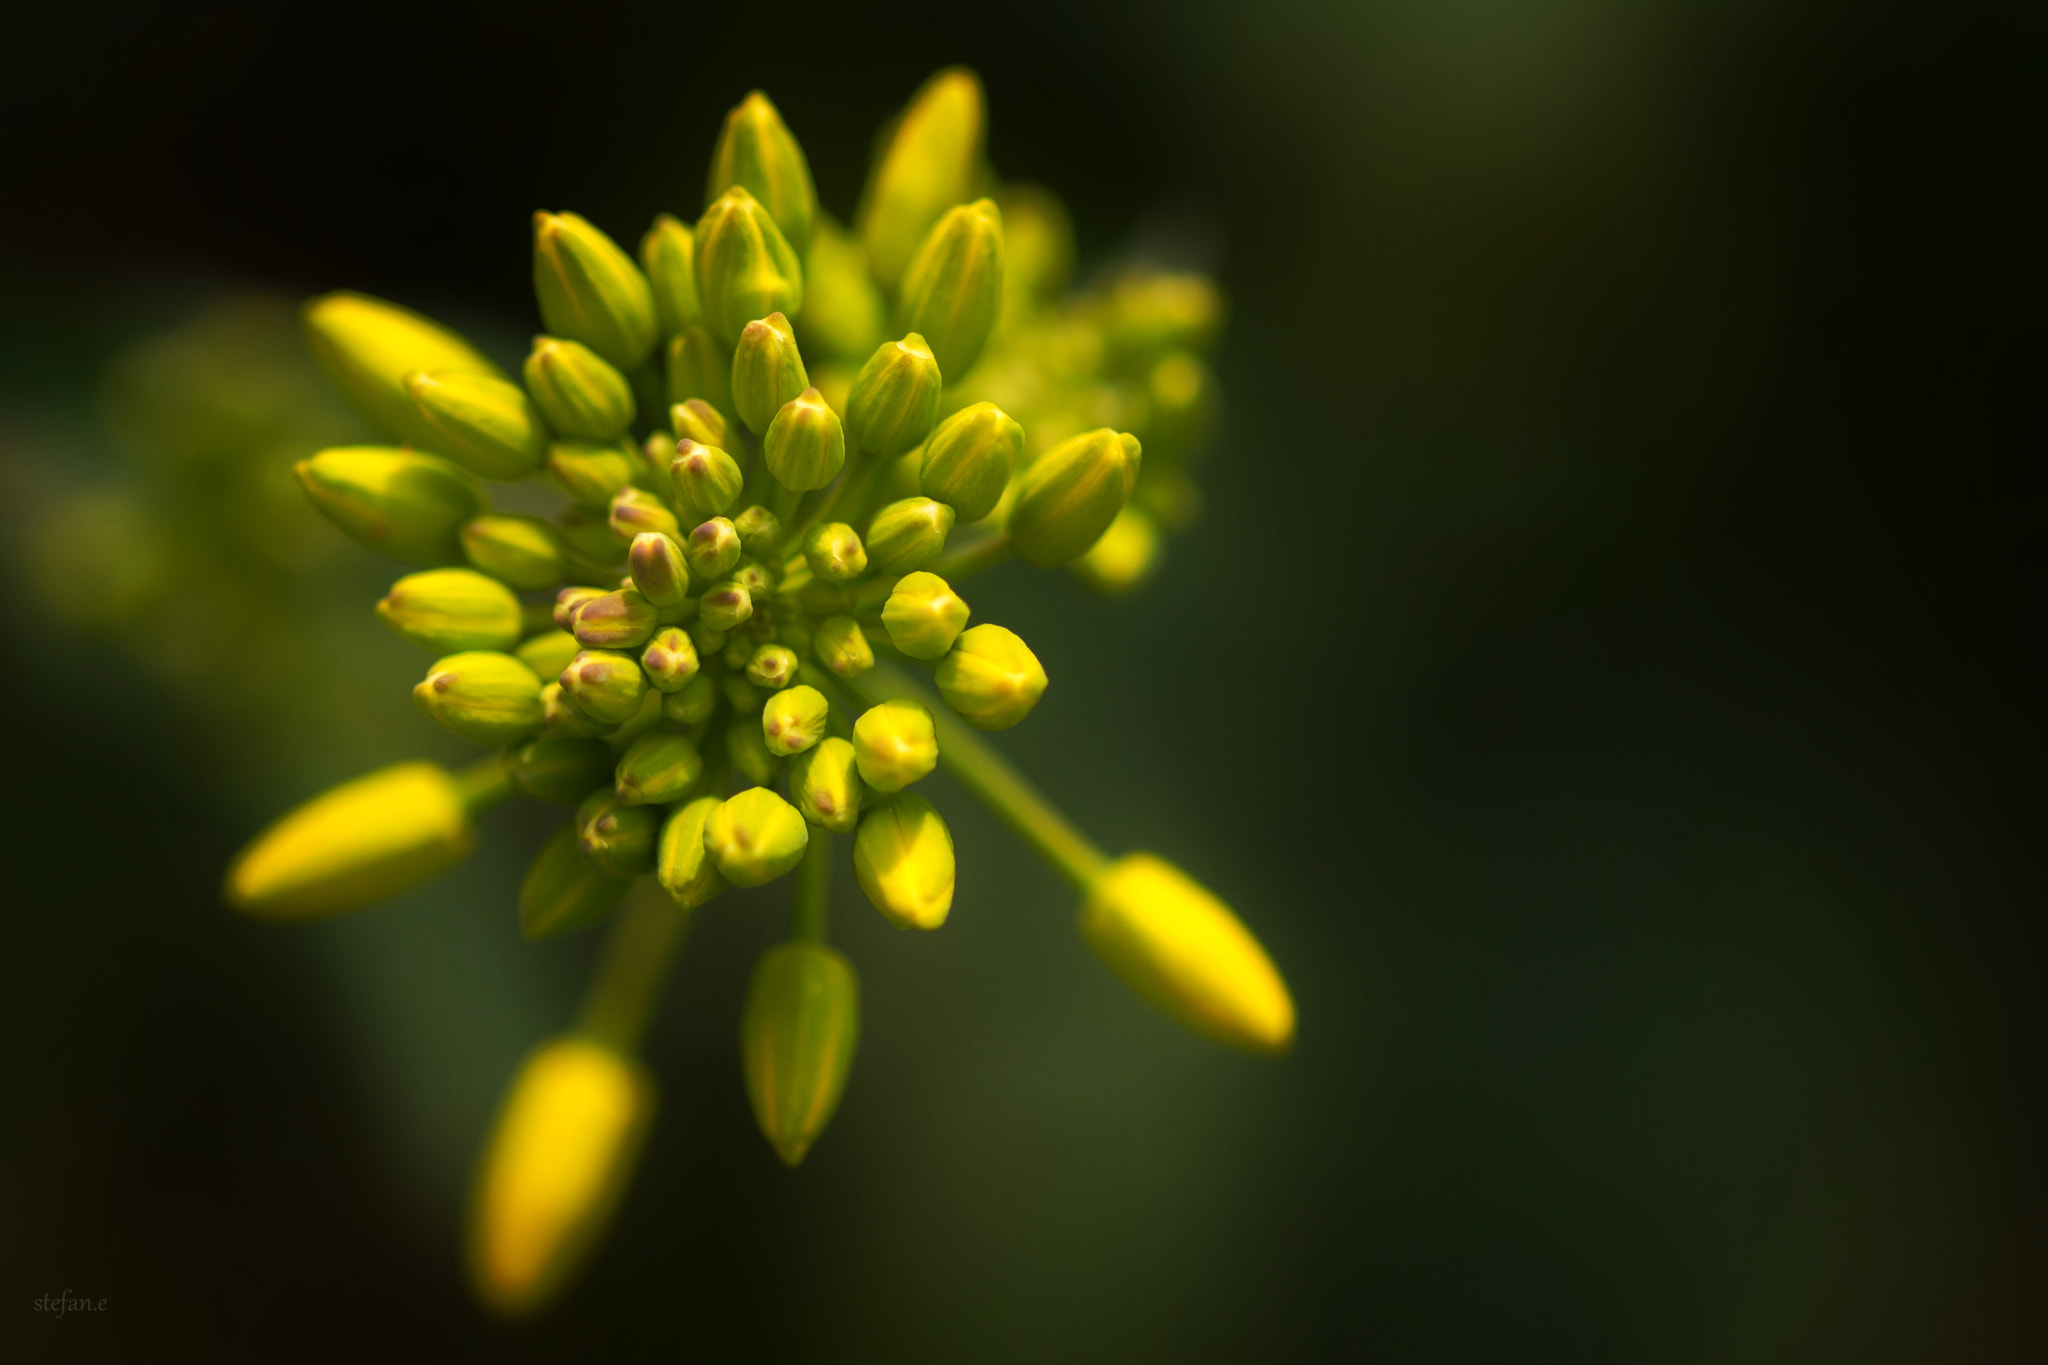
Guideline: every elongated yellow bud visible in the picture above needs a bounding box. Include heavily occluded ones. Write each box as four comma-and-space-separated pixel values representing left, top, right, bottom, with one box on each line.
852, 792, 955, 930
468, 1037, 654, 1316
859, 68, 985, 292
708, 91, 818, 256
296, 446, 485, 567
741, 942, 859, 1166
376, 567, 523, 653
897, 197, 1004, 379
520, 824, 632, 939
404, 370, 550, 481
532, 211, 659, 372
655, 795, 726, 909
414, 651, 544, 747
791, 736, 865, 832
704, 787, 809, 887
1007, 428, 1141, 568
640, 212, 701, 338
694, 186, 804, 347
303, 292, 503, 449
226, 762, 478, 919
1079, 855, 1295, 1054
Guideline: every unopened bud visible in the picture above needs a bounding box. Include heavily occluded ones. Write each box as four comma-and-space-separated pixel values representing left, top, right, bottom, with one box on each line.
880, 571, 968, 660
918, 401, 1020, 524
708, 91, 818, 256
463, 515, 566, 591
703, 786, 809, 887
525, 337, 635, 442
731, 312, 809, 435
225, 761, 477, 919
608, 487, 680, 542
414, 651, 545, 747
640, 213, 701, 337
561, 648, 648, 724
613, 731, 703, 806
745, 643, 799, 690
1079, 854, 1294, 1054
639, 626, 700, 692
666, 439, 744, 526
542, 681, 610, 739
697, 579, 752, 633
507, 735, 613, 806
661, 671, 718, 725
853, 792, 955, 930
763, 387, 845, 491
801, 522, 866, 581
858, 68, 984, 292
845, 334, 942, 457
515, 629, 583, 683
934, 623, 1047, 730
405, 370, 550, 481
467, 1036, 652, 1316
376, 567, 523, 653
654, 796, 726, 909
851, 698, 938, 792
801, 217, 886, 362
546, 439, 638, 508
296, 446, 485, 566
791, 737, 865, 832
741, 942, 859, 1166
1006, 428, 1140, 568
898, 198, 1004, 379
694, 186, 804, 347
304, 292, 502, 450
684, 517, 742, 583
571, 589, 658, 651
761, 684, 828, 756
553, 585, 607, 630
576, 789, 660, 878
533, 211, 658, 371
519, 827, 633, 942
626, 532, 690, 606
730, 506, 783, 562
863, 496, 954, 577
670, 397, 734, 451
811, 614, 874, 678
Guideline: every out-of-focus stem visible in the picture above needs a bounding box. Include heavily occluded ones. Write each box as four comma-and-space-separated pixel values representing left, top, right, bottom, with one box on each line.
576, 882, 692, 1052
791, 832, 830, 941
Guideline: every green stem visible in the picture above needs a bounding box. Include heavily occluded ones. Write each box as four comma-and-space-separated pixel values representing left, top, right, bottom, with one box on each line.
791, 832, 831, 941
576, 882, 692, 1053
836, 663, 1110, 890
930, 532, 1014, 581
453, 754, 513, 813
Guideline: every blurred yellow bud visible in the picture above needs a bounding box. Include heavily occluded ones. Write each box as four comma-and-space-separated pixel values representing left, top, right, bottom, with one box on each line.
852, 792, 955, 930
741, 942, 860, 1166
859, 68, 985, 292
303, 291, 503, 450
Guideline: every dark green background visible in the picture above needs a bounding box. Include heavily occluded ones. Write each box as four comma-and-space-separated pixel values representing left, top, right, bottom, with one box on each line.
3, 1, 2040, 1359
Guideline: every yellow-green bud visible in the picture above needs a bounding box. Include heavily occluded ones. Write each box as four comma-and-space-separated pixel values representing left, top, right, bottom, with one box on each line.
698, 579, 752, 633
918, 400, 1020, 524
608, 486, 680, 542
404, 370, 550, 481
801, 217, 886, 362
791, 737, 865, 832
1007, 428, 1141, 568
761, 684, 828, 756
730, 311, 809, 435
704, 786, 808, 887
560, 648, 647, 724
414, 651, 544, 747
576, 789, 659, 878
731, 507, 783, 563
303, 292, 503, 450
745, 643, 799, 690
1103, 271, 1224, 368
553, 585, 606, 630
655, 796, 726, 909
225, 761, 477, 918
376, 567, 523, 653
663, 326, 733, 416
467, 1036, 652, 1315
519, 826, 632, 941
506, 735, 612, 806
571, 589, 658, 651
933, 623, 1047, 730
741, 942, 859, 1166
670, 397, 733, 451
533, 211, 658, 372
546, 439, 637, 508
557, 507, 627, 578
845, 334, 942, 458
858, 68, 984, 292
613, 731, 702, 806
812, 614, 874, 678
639, 626, 701, 693
1079, 854, 1295, 1054
661, 671, 718, 725
542, 681, 611, 739
1072, 504, 1161, 595
762, 387, 845, 491
296, 446, 485, 566
725, 715, 780, 784
863, 496, 954, 577
515, 628, 583, 683
463, 514, 565, 591
684, 517, 742, 582
664, 442, 740, 529
626, 532, 690, 607
708, 91, 818, 256
524, 337, 635, 441
801, 522, 866, 581
640, 213, 700, 337
852, 792, 955, 930
881, 571, 968, 660
693, 186, 804, 347
897, 198, 1004, 379
852, 698, 938, 792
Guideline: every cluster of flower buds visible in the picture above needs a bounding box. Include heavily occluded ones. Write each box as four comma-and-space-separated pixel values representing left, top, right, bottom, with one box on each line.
223, 69, 1292, 1316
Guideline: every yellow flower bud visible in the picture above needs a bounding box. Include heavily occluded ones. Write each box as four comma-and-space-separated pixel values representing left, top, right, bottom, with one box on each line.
897, 197, 1005, 379
1078, 855, 1295, 1054
790, 736, 865, 832
532, 211, 659, 372
741, 942, 859, 1166
852, 793, 955, 930
1006, 428, 1141, 568
376, 567, 523, 653
761, 684, 829, 756
640, 212, 701, 337
295, 446, 485, 567
303, 291, 503, 450
881, 570, 969, 660
524, 337, 636, 442
812, 614, 874, 678
656, 795, 726, 909
730, 311, 809, 435
404, 370, 550, 481
468, 1037, 654, 1316
933, 623, 1047, 730
852, 698, 938, 792
703, 787, 809, 887
694, 186, 804, 347
413, 651, 544, 747
858, 68, 985, 292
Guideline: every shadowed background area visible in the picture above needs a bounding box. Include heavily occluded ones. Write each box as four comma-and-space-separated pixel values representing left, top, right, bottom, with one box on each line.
2, 0, 2041, 1359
